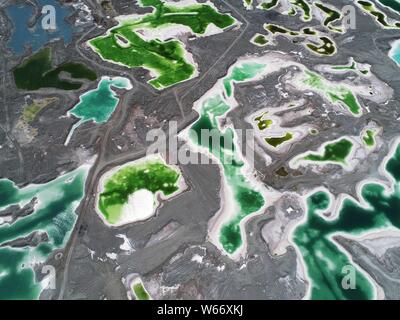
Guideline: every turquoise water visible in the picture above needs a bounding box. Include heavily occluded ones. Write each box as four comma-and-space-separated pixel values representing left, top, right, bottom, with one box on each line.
223, 62, 266, 97
6, 0, 75, 55
0, 164, 90, 299
389, 40, 400, 66
65, 76, 131, 144
293, 141, 400, 300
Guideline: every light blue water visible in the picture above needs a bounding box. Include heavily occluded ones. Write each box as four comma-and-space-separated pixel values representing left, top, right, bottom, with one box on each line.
6, 0, 75, 55
390, 40, 400, 66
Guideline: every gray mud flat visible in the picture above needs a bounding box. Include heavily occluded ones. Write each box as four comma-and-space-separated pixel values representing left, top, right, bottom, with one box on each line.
1, 0, 400, 300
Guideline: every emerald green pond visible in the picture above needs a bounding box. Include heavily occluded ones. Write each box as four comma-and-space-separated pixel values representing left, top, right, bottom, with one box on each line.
363, 130, 376, 147
314, 2, 342, 32
377, 0, 400, 14
302, 71, 361, 115
189, 62, 267, 254
89, 0, 235, 89
65, 76, 131, 145
302, 138, 354, 164
99, 160, 180, 225
13, 48, 97, 91
223, 62, 265, 97
389, 39, 400, 66
293, 141, 400, 299
356, 0, 400, 28
265, 132, 293, 147
132, 281, 151, 300
258, 0, 279, 10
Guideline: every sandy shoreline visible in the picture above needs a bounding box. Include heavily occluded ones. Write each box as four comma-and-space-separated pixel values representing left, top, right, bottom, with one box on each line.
94, 153, 187, 227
